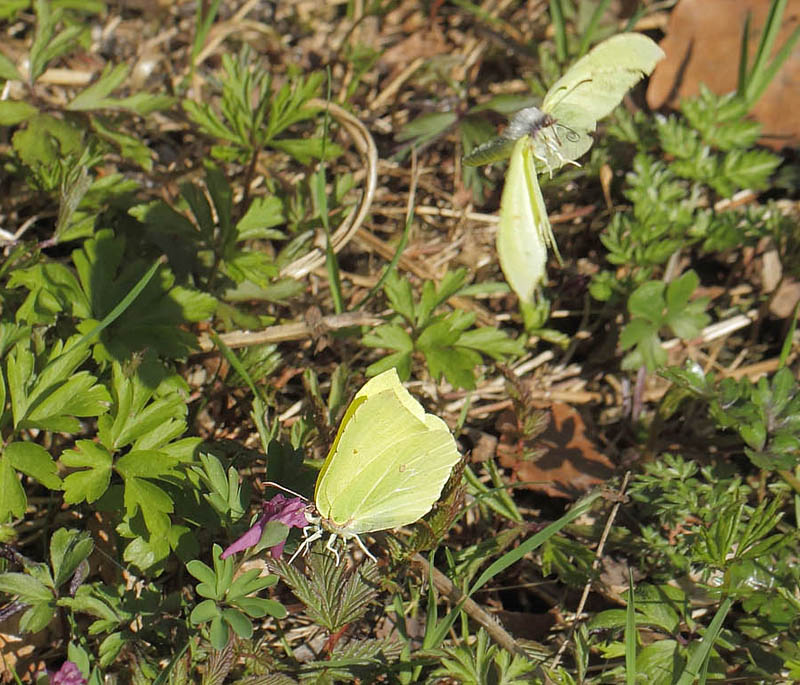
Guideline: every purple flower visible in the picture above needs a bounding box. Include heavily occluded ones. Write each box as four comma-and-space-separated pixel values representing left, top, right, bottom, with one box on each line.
221, 494, 309, 560
51, 661, 87, 685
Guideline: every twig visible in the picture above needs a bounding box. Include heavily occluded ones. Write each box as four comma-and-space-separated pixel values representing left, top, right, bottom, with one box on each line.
411, 552, 533, 658
196, 311, 380, 352
550, 472, 631, 670
280, 99, 378, 279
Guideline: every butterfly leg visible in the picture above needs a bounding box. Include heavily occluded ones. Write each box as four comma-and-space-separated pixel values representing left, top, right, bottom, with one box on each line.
288, 524, 321, 564
351, 533, 377, 563
531, 147, 555, 179
325, 532, 342, 565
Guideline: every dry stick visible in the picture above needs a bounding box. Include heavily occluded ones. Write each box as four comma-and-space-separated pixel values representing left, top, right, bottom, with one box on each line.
197, 311, 381, 352
550, 471, 632, 671
411, 552, 530, 658
368, 57, 426, 112
280, 99, 379, 279
193, 0, 265, 66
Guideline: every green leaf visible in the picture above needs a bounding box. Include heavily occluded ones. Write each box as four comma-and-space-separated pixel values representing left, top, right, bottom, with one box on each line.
61, 440, 113, 504
228, 570, 277, 600
0, 572, 53, 602
265, 71, 323, 140
416, 269, 468, 328
637, 639, 682, 681
269, 137, 343, 164
116, 450, 180, 479
97, 359, 188, 452
395, 111, 457, 145
236, 195, 285, 240
67, 63, 129, 110
182, 99, 238, 143
223, 607, 253, 639
186, 560, 217, 588
664, 271, 710, 339
0, 453, 26, 519
71, 229, 216, 360
23, 370, 111, 432
0, 51, 21, 80
627, 281, 665, 321
365, 351, 413, 381
122, 532, 170, 572
7, 334, 109, 432
0, 100, 38, 125
98, 632, 127, 669
418, 319, 482, 389
50, 528, 94, 588
456, 326, 525, 360
362, 324, 414, 355
222, 249, 278, 288
29, 0, 86, 83
383, 273, 416, 323
5, 441, 61, 490
232, 596, 274, 618
19, 600, 57, 633
91, 115, 155, 171
718, 148, 781, 193
424, 344, 481, 389
209, 614, 230, 649
12, 114, 84, 180
118, 473, 173, 536
116, 450, 179, 536
190, 598, 221, 624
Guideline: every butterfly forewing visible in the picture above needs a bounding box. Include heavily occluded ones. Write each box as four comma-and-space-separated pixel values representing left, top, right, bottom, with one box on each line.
497, 135, 555, 303
333, 418, 459, 534
314, 370, 460, 536
541, 33, 665, 121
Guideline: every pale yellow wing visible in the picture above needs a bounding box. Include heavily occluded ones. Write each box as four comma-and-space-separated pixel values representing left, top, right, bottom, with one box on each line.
314, 369, 460, 535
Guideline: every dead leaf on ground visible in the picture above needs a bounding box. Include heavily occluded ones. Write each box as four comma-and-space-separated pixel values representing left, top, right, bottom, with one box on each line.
647, 0, 800, 149
498, 403, 615, 499
769, 278, 800, 317
380, 29, 448, 77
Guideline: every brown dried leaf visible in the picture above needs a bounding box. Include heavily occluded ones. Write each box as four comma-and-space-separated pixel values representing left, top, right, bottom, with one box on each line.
647, 0, 800, 149
498, 403, 615, 499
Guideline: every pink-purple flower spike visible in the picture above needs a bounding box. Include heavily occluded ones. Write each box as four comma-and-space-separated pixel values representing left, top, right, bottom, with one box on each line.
221, 494, 308, 560
50, 661, 87, 685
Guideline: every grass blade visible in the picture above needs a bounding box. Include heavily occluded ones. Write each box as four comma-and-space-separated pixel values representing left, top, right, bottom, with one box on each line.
625, 568, 636, 684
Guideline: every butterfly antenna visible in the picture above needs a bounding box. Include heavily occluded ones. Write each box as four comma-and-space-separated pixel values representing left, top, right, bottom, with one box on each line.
262, 481, 309, 501
556, 122, 581, 143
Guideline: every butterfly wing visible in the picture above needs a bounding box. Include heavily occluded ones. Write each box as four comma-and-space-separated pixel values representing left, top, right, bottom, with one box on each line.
314, 369, 460, 535
463, 135, 516, 166
542, 33, 665, 122
497, 135, 558, 303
